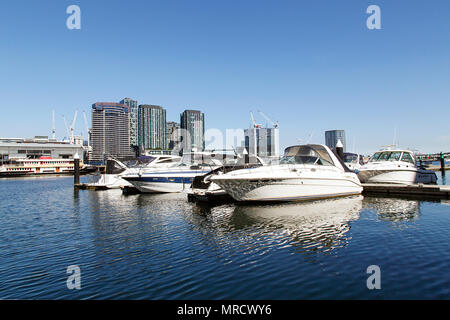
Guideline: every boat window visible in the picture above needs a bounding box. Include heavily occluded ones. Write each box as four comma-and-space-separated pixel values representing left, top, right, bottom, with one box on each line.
157, 158, 177, 164
377, 152, 392, 161
401, 152, 415, 164
344, 153, 358, 163
387, 151, 402, 161
370, 152, 381, 162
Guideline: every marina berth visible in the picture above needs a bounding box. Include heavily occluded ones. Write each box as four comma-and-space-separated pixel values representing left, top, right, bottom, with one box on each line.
358, 147, 437, 185
121, 151, 235, 193
211, 144, 363, 202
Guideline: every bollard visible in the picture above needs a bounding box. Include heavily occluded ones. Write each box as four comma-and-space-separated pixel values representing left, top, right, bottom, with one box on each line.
336, 139, 344, 161
74, 152, 80, 186
440, 152, 445, 175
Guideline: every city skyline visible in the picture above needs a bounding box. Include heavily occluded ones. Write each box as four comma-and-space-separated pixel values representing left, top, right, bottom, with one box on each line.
1, 1, 450, 154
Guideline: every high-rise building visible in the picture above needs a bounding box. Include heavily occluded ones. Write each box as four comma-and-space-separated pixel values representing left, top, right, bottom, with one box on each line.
91, 102, 132, 162
166, 121, 180, 150
120, 98, 138, 151
244, 127, 280, 158
180, 109, 205, 152
325, 130, 346, 151
138, 105, 167, 151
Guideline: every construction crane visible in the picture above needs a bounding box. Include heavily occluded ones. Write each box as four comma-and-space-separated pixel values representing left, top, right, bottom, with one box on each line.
249, 111, 261, 128
257, 110, 278, 128
62, 115, 71, 142
69, 110, 78, 144
82, 110, 91, 149
61, 110, 78, 144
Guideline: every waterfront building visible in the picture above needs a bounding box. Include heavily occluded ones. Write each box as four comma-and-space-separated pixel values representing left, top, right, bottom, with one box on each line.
244, 126, 280, 159
138, 105, 167, 151
0, 136, 84, 162
180, 109, 205, 152
91, 102, 132, 162
325, 130, 346, 152
120, 98, 139, 153
166, 121, 180, 150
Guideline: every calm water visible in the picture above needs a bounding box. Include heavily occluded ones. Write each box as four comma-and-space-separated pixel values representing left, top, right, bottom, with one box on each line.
0, 172, 449, 299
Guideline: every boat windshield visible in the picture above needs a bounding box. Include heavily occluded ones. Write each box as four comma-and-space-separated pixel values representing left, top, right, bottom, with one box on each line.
178, 153, 224, 167
344, 153, 358, 163
401, 152, 415, 164
370, 151, 403, 162
124, 156, 156, 168
280, 145, 335, 166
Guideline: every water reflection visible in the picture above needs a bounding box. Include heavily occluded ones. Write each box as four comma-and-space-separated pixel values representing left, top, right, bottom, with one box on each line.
194, 196, 363, 258
436, 170, 447, 185
363, 197, 420, 222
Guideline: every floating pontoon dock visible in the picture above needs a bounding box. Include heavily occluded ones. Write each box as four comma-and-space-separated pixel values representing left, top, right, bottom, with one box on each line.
362, 183, 450, 199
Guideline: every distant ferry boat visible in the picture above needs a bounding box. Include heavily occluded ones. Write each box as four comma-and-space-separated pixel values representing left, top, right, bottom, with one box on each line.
0, 157, 84, 177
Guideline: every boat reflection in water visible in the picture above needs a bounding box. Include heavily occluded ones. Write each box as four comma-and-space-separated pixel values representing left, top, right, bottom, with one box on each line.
362, 197, 420, 222
199, 196, 364, 257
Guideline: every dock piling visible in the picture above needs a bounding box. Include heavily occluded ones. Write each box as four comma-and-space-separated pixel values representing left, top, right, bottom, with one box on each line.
336, 139, 344, 161
74, 153, 80, 186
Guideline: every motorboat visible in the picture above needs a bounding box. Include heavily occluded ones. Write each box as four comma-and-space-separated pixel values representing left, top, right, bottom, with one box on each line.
187, 155, 265, 203
211, 144, 363, 202
343, 152, 365, 171
122, 151, 235, 193
358, 147, 437, 184
85, 155, 181, 189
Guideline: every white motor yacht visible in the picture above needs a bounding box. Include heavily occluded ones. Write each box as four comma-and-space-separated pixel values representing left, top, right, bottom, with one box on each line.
343, 152, 365, 171
86, 155, 181, 189
211, 144, 363, 202
358, 148, 437, 184
122, 151, 234, 193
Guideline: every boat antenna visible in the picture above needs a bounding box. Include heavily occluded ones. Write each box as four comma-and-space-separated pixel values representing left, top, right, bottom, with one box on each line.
393, 126, 398, 147
305, 131, 314, 144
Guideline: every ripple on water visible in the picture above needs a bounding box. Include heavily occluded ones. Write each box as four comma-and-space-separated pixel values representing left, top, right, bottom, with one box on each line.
1, 178, 450, 299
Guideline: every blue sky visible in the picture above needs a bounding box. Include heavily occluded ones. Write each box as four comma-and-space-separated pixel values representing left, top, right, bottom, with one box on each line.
0, 0, 449, 154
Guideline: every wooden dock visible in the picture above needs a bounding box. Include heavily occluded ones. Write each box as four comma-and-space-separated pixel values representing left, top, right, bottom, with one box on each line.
74, 183, 108, 190
362, 183, 450, 199
424, 165, 450, 171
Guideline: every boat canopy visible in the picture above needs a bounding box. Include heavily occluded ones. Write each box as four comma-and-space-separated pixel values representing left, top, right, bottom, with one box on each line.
281, 145, 336, 166
106, 159, 127, 174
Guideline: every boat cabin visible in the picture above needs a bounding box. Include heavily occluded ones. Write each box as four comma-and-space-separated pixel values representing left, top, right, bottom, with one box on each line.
369, 150, 415, 164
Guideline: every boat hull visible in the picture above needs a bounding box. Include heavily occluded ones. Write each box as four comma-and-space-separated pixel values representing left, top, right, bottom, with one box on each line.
213, 177, 363, 202
87, 174, 132, 189
123, 171, 212, 193
358, 168, 437, 184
